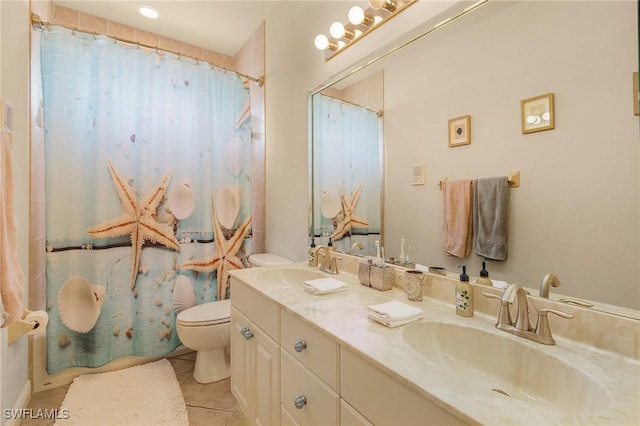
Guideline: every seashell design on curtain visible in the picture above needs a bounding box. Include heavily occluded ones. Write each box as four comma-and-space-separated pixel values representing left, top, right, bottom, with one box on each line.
40, 27, 252, 373
312, 94, 382, 256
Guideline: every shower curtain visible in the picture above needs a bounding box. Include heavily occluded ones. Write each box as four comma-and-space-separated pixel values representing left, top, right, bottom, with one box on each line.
312, 94, 382, 255
41, 27, 252, 373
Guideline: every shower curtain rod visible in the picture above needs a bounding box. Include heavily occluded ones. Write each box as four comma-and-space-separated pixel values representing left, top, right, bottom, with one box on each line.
30, 13, 265, 87
321, 93, 384, 117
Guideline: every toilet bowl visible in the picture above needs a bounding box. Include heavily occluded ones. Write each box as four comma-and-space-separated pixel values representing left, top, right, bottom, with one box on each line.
173, 253, 292, 383
176, 299, 231, 384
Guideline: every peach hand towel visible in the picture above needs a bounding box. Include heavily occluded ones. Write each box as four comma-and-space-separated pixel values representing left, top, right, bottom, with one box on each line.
0, 129, 24, 326
442, 179, 473, 258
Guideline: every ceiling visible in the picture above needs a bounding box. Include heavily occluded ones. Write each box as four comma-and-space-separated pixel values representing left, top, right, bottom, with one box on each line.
54, 1, 286, 56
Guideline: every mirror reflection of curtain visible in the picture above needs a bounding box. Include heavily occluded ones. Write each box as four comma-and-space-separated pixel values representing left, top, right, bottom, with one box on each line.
41, 27, 252, 373
312, 94, 382, 255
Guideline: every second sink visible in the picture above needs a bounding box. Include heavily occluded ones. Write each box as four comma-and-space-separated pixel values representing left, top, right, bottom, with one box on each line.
402, 321, 611, 415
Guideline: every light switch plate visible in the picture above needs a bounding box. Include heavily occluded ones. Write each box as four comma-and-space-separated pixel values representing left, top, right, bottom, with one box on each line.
412, 163, 425, 185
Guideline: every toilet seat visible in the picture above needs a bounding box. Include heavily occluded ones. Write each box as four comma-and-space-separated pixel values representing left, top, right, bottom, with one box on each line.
177, 299, 231, 327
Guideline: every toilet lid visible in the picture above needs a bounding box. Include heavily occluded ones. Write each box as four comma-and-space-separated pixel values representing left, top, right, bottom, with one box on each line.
177, 299, 231, 326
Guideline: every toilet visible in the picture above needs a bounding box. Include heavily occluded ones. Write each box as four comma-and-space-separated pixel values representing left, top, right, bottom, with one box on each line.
174, 253, 293, 383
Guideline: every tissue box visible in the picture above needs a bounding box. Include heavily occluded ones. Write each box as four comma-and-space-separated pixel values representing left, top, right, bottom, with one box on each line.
370, 266, 394, 291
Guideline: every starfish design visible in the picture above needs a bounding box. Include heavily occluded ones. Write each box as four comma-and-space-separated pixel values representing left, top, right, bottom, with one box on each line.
331, 183, 369, 241
86, 161, 180, 290
180, 194, 252, 300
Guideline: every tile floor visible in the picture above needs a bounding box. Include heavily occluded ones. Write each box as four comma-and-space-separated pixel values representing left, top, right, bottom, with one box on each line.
22, 352, 251, 426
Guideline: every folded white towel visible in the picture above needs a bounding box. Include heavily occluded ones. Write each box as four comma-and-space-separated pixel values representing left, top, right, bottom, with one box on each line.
492, 279, 509, 289
303, 277, 348, 295
367, 300, 423, 328
414, 264, 429, 273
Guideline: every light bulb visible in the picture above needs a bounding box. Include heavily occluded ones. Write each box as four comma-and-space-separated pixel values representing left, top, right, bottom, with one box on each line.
139, 5, 159, 19
330, 22, 346, 39
337, 41, 346, 49
315, 34, 330, 50
348, 6, 365, 24
374, 16, 383, 25
526, 115, 537, 124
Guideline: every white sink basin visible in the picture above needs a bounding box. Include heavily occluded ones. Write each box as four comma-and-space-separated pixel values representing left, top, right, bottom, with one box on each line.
402, 321, 611, 414
259, 267, 326, 287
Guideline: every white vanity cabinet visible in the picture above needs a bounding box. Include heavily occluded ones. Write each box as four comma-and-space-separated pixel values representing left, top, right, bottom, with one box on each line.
230, 281, 281, 426
230, 273, 466, 426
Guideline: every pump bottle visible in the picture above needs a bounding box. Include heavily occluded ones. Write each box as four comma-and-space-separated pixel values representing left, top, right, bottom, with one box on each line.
456, 266, 474, 317
476, 261, 493, 287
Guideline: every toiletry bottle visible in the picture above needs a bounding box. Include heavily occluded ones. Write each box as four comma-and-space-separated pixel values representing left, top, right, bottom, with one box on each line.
399, 238, 406, 263
476, 261, 493, 287
328, 237, 334, 251
456, 266, 474, 317
308, 238, 317, 267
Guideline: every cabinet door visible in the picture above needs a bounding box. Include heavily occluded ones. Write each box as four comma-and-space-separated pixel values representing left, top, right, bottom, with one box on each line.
340, 399, 373, 426
230, 307, 252, 415
251, 325, 281, 426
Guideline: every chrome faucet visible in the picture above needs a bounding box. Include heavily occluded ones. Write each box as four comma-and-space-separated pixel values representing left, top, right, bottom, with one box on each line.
539, 273, 560, 298
483, 284, 574, 345
315, 246, 341, 275
349, 241, 365, 255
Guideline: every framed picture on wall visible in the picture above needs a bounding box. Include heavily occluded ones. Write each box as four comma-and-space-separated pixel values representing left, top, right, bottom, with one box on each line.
521, 93, 555, 134
448, 115, 471, 147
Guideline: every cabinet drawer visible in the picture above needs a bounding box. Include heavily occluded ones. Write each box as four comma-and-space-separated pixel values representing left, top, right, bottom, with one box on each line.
231, 277, 280, 342
281, 350, 339, 426
340, 347, 465, 426
281, 309, 338, 391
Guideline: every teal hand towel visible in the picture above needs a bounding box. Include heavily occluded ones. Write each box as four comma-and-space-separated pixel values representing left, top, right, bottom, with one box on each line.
474, 177, 509, 260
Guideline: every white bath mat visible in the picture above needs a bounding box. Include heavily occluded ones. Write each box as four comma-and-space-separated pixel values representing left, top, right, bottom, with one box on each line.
56, 359, 188, 425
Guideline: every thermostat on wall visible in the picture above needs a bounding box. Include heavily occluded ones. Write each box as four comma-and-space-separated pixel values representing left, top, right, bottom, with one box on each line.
412, 163, 425, 186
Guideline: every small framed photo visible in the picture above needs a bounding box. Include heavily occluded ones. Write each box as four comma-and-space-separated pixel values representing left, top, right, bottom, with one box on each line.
521, 93, 554, 134
448, 115, 471, 147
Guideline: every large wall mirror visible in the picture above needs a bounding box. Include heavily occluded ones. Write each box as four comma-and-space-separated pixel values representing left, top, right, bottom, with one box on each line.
310, 0, 639, 318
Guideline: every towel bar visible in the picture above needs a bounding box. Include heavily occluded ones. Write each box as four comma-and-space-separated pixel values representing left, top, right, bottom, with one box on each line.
439, 171, 520, 190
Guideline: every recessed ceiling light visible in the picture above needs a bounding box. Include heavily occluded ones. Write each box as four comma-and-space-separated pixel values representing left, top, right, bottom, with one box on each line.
139, 5, 159, 19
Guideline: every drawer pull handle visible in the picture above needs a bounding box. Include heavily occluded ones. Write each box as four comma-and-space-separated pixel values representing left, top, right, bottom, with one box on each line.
240, 327, 253, 340
293, 339, 307, 353
294, 395, 307, 409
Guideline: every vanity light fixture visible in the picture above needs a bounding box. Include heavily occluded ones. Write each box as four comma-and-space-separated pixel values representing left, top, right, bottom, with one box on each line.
315, 0, 416, 61
139, 5, 159, 19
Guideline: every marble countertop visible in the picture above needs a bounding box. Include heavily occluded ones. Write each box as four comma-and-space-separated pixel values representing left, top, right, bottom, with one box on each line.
230, 262, 640, 426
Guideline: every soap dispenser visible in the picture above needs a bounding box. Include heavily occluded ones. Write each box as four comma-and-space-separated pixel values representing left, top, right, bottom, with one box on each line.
308, 237, 317, 267
456, 266, 474, 317
476, 261, 493, 287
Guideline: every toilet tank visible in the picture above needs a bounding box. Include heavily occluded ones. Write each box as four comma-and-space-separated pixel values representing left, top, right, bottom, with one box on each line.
248, 253, 293, 267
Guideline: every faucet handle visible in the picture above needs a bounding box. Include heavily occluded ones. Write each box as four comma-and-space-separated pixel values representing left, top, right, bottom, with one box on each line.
482, 292, 501, 300
535, 308, 574, 345
482, 292, 514, 329
329, 256, 342, 275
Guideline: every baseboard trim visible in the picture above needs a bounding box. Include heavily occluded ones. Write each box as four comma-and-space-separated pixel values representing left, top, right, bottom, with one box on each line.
5, 380, 31, 426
